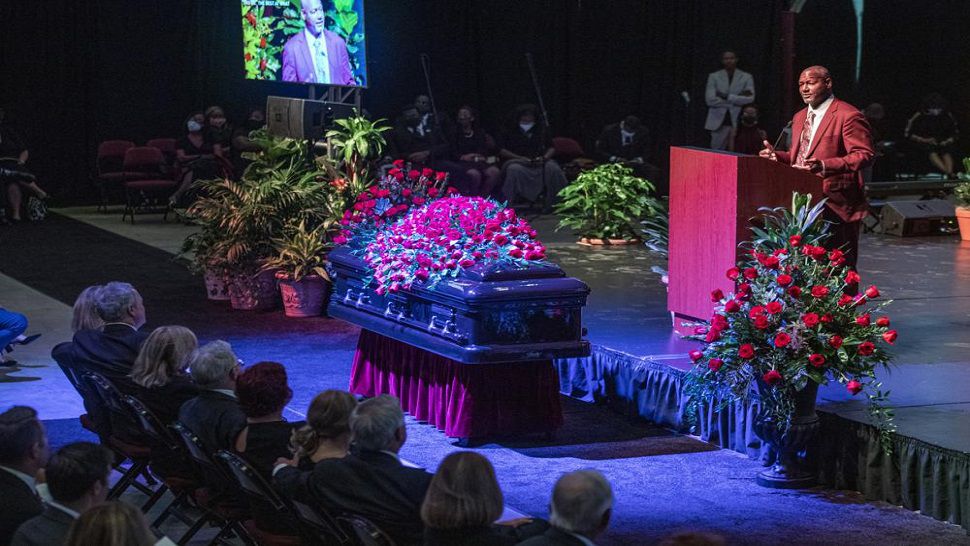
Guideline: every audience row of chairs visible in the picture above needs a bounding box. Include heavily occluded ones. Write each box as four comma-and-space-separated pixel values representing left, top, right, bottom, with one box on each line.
54, 342, 392, 545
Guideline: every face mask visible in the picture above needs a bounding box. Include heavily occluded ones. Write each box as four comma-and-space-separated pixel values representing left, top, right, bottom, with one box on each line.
927, 108, 943, 116
187, 120, 202, 132
519, 122, 535, 133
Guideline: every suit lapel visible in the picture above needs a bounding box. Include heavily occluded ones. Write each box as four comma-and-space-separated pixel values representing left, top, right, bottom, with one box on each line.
298, 33, 314, 82
790, 108, 807, 163
807, 98, 839, 158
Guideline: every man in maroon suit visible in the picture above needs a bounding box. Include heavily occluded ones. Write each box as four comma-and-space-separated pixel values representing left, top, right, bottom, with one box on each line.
760, 66, 874, 270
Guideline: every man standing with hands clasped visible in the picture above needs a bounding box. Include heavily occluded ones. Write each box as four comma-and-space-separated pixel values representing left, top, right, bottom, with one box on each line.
760, 66, 874, 272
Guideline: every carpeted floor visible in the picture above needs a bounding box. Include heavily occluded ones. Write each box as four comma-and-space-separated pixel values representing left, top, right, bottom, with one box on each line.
2, 213, 969, 545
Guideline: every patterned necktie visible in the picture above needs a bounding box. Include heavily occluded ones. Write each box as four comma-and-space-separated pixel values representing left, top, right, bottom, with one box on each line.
795, 110, 815, 166
316, 38, 327, 81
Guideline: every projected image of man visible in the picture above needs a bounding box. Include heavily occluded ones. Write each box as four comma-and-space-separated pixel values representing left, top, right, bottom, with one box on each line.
281, 0, 356, 85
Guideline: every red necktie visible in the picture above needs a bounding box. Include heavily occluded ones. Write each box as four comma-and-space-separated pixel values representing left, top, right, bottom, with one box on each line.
795, 110, 815, 166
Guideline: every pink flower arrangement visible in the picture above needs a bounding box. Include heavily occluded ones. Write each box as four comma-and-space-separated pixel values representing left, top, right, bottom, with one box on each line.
361, 196, 546, 294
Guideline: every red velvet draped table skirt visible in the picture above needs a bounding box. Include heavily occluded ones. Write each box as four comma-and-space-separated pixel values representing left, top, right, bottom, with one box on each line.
349, 329, 564, 439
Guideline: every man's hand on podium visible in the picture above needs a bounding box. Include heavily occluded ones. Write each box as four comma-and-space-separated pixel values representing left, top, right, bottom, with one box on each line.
793, 158, 823, 174
759, 140, 777, 161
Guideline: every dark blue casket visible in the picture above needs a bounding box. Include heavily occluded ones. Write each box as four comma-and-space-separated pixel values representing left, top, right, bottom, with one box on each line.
327, 245, 591, 363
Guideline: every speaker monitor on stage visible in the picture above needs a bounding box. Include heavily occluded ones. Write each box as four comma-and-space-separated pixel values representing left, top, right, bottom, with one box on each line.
266, 96, 356, 141
877, 200, 957, 237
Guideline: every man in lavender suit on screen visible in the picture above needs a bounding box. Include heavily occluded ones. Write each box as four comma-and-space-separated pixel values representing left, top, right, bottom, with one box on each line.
281, 0, 356, 85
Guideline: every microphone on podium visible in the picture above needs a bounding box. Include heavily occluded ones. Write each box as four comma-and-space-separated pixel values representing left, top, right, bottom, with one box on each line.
772, 120, 793, 151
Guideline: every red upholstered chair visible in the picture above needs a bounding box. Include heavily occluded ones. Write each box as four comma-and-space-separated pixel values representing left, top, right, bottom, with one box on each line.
95, 140, 135, 212
552, 136, 597, 180
121, 146, 178, 223
146, 138, 178, 172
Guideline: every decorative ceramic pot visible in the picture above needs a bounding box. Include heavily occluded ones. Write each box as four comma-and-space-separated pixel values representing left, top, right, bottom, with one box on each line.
277, 274, 330, 317
228, 268, 280, 311
203, 268, 231, 301
577, 237, 640, 246
753, 381, 820, 489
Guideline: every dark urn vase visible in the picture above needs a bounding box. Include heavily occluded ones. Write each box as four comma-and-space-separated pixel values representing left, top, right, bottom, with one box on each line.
753, 381, 819, 489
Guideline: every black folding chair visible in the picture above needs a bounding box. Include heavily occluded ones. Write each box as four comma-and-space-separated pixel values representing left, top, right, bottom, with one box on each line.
337, 515, 396, 546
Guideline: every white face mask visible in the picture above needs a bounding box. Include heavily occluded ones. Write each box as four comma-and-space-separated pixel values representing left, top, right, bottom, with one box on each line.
927, 108, 943, 116
187, 120, 203, 132
519, 122, 535, 133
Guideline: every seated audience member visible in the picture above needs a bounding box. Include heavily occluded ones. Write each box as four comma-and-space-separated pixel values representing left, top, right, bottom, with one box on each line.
519, 470, 613, 546
290, 389, 358, 468
595, 114, 661, 191
204, 105, 233, 150
730, 105, 768, 155
65, 501, 164, 546
11, 442, 113, 546
864, 103, 897, 180
0, 406, 50, 545
170, 112, 226, 207
71, 285, 104, 333
129, 325, 200, 426
234, 361, 302, 478
391, 104, 461, 177
498, 104, 567, 213
231, 108, 266, 177
422, 451, 541, 546
0, 107, 49, 225
415, 94, 452, 137
452, 106, 501, 197
905, 92, 960, 177
1, 306, 40, 367
177, 340, 246, 455
69, 281, 149, 393
275, 395, 433, 546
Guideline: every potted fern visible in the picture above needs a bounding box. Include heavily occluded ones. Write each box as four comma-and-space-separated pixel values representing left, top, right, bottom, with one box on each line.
265, 220, 335, 317
956, 158, 970, 241
554, 163, 663, 245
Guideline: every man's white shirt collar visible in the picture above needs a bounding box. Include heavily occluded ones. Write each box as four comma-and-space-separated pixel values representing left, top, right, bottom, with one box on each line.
805, 94, 835, 148
212, 388, 236, 398
0, 465, 35, 490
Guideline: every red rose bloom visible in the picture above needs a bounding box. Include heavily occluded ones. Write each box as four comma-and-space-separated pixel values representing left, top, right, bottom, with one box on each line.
763, 256, 780, 269
738, 344, 755, 359
846, 380, 863, 395
774, 333, 791, 348
743, 267, 758, 280
788, 235, 802, 246
708, 358, 724, 372
787, 286, 802, 298
736, 283, 752, 299
838, 294, 853, 306
762, 370, 783, 386
705, 329, 721, 343
748, 305, 766, 318
766, 301, 783, 314
829, 335, 844, 349
408, 169, 421, 179
808, 353, 826, 368
802, 313, 820, 327
855, 314, 871, 326
882, 330, 898, 344
865, 285, 880, 298
753, 315, 770, 329
845, 271, 861, 285
726, 267, 740, 281
777, 274, 793, 286
689, 350, 704, 362
811, 285, 830, 298
711, 314, 729, 330
857, 341, 875, 356
828, 249, 845, 265
711, 288, 724, 302
876, 316, 890, 327
724, 300, 741, 313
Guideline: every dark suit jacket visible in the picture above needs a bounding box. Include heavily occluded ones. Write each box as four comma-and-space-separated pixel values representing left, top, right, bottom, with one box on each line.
70, 323, 149, 394
275, 450, 433, 546
178, 390, 247, 456
518, 527, 590, 546
775, 98, 874, 222
423, 526, 519, 546
595, 123, 650, 162
0, 469, 44, 546
135, 376, 200, 426
10, 505, 75, 546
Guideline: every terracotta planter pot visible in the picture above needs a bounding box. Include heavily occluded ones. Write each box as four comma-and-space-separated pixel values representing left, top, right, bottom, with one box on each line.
577, 237, 640, 246
277, 274, 331, 318
956, 206, 970, 241
203, 268, 231, 301
228, 268, 280, 311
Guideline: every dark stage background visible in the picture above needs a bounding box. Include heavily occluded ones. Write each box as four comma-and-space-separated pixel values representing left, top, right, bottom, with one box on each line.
2, 0, 969, 199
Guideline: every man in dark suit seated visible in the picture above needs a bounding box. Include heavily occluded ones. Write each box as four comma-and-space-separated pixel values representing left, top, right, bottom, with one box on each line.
177, 340, 246, 456
594, 115, 663, 195
519, 470, 613, 546
11, 442, 112, 546
0, 406, 50, 545
69, 281, 149, 394
274, 395, 433, 546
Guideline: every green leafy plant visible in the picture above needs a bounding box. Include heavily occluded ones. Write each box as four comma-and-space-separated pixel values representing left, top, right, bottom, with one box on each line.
242, 1, 304, 80
641, 201, 669, 280
264, 219, 335, 281
956, 158, 970, 207
325, 115, 390, 210
554, 163, 662, 241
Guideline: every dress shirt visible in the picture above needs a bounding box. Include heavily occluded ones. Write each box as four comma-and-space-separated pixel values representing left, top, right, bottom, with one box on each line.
304, 29, 331, 84
805, 94, 835, 150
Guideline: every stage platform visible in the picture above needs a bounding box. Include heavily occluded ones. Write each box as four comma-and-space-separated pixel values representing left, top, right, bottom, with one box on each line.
530, 214, 970, 532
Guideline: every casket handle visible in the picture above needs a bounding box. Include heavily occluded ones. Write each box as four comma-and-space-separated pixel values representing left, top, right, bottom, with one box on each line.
384, 301, 406, 321
343, 288, 356, 305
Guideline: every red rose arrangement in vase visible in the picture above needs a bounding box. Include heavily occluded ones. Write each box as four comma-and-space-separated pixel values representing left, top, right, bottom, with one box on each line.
684, 194, 896, 447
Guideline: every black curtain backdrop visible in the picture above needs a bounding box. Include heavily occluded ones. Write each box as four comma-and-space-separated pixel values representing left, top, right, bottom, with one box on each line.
2, 0, 968, 200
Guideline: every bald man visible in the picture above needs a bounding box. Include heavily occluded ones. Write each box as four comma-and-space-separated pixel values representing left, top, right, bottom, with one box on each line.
761, 66, 874, 272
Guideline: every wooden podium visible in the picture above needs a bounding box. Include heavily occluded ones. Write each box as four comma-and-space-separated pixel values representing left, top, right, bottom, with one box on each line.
667, 147, 822, 331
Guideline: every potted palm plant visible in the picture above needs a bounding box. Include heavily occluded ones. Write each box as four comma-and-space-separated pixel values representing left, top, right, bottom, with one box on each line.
955, 158, 970, 241
554, 163, 663, 245
264, 220, 335, 317
180, 229, 231, 301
